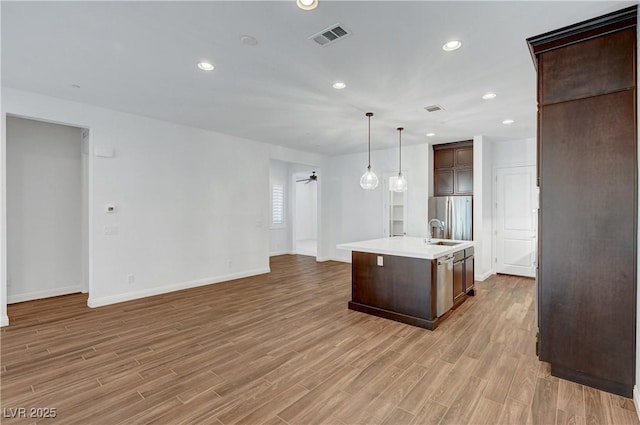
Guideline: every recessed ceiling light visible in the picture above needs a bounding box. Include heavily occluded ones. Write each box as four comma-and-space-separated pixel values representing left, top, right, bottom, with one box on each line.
240, 35, 258, 46
426, 133, 436, 137
442, 40, 462, 51
502, 119, 515, 125
482, 92, 497, 100
332, 81, 346, 90
197, 61, 214, 71
297, 0, 318, 10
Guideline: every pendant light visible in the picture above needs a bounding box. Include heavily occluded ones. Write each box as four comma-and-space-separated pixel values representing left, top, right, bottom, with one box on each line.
359, 112, 379, 190
390, 127, 408, 192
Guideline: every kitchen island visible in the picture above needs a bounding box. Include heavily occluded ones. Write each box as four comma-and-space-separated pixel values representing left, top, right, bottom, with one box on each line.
338, 237, 474, 330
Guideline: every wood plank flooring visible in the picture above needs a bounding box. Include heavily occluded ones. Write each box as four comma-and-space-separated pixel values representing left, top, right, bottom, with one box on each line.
1, 255, 638, 424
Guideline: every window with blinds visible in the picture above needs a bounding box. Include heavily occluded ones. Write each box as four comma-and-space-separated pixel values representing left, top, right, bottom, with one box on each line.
272, 184, 284, 226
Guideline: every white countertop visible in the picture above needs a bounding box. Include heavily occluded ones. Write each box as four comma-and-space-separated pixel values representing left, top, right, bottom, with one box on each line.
337, 236, 474, 260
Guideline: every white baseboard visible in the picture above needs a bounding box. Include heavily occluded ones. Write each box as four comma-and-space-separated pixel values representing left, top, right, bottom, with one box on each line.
8, 285, 82, 304
475, 270, 494, 282
87, 267, 270, 308
327, 251, 351, 263
294, 251, 317, 257
332, 256, 351, 263
0, 315, 9, 327
634, 386, 640, 422
269, 250, 292, 257
316, 257, 351, 263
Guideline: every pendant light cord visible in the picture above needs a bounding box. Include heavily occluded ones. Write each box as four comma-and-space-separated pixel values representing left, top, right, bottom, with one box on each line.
366, 112, 373, 169
368, 115, 371, 168
397, 127, 404, 175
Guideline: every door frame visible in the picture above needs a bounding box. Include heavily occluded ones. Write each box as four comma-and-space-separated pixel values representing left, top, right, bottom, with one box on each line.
2, 113, 93, 325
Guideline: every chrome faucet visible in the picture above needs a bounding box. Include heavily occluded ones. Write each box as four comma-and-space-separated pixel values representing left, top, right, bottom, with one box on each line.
427, 219, 444, 242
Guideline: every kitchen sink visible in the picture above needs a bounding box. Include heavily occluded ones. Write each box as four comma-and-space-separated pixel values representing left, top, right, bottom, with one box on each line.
427, 241, 461, 246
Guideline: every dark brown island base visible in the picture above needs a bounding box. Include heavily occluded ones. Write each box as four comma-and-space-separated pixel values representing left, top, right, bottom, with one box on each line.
338, 237, 474, 330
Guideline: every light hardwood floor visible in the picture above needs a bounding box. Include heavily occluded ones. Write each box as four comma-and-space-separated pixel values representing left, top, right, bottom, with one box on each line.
1, 255, 638, 425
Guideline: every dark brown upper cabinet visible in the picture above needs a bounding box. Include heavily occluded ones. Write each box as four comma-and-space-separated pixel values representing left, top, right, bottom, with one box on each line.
433, 141, 473, 196
539, 28, 635, 105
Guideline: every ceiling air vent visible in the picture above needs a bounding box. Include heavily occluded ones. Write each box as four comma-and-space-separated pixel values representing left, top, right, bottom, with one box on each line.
424, 104, 445, 113
310, 24, 352, 47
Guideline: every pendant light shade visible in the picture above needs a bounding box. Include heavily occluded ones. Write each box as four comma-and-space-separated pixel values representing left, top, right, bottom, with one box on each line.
296, 0, 318, 10
360, 112, 379, 190
360, 168, 379, 189
390, 127, 408, 192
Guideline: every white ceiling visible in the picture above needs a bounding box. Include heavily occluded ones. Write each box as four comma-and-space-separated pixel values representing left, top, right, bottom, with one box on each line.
2, 1, 635, 156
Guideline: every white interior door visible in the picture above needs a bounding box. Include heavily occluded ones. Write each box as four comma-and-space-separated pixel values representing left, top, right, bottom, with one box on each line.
495, 166, 537, 277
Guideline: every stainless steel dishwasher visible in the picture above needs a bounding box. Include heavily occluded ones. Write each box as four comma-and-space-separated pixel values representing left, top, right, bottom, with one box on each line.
436, 254, 454, 317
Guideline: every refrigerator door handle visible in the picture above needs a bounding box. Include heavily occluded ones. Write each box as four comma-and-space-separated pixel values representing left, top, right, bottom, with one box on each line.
449, 197, 455, 239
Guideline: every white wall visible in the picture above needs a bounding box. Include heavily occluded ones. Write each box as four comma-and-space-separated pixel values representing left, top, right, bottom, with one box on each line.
472, 135, 494, 281
328, 143, 429, 262
295, 177, 317, 241
6, 117, 83, 303
81, 129, 90, 293
269, 159, 292, 256
492, 138, 536, 167
1, 88, 327, 315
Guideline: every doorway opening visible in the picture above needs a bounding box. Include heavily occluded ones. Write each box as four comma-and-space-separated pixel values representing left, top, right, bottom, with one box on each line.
268, 160, 319, 260
293, 170, 318, 257
6, 116, 90, 305
382, 172, 408, 237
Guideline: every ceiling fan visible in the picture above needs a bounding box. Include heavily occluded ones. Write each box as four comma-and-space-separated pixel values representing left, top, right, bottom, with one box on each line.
296, 171, 317, 184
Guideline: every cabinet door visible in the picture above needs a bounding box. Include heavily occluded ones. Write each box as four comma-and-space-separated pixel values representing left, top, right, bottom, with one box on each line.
435, 169, 454, 196
453, 260, 464, 301
464, 256, 474, 293
434, 149, 454, 168
539, 90, 636, 393
455, 147, 473, 167
540, 28, 635, 105
455, 168, 473, 194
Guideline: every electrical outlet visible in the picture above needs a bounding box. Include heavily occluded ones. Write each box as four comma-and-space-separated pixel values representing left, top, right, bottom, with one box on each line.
227, 260, 233, 268
377, 256, 384, 266
127, 274, 135, 284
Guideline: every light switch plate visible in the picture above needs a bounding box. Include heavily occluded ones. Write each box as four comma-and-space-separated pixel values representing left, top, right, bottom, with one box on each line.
104, 225, 119, 236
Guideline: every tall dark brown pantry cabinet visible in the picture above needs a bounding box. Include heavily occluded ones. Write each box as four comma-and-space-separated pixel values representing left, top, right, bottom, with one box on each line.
528, 6, 637, 397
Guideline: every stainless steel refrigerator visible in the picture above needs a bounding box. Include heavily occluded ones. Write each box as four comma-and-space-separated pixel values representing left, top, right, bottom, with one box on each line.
428, 196, 473, 240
